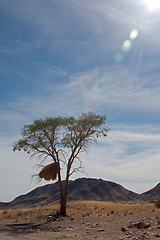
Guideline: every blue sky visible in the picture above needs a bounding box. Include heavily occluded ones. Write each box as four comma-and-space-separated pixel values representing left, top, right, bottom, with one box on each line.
0, 0, 160, 202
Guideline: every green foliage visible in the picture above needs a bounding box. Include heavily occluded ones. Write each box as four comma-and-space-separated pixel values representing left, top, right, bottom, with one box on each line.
13, 116, 67, 158
13, 112, 108, 160
62, 112, 108, 149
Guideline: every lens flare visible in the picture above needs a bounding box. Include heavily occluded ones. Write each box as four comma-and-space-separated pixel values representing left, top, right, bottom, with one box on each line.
130, 29, 139, 40
121, 40, 132, 53
115, 52, 124, 62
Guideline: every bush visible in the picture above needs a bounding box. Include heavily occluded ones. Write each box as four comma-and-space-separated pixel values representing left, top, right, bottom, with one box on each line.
155, 200, 160, 208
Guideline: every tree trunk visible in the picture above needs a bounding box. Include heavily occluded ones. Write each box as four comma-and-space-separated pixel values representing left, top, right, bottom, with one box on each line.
59, 168, 70, 216
57, 165, 67, 216
57, 160, 71, 216
60, 195, 67, 216
59, 178, 69, 216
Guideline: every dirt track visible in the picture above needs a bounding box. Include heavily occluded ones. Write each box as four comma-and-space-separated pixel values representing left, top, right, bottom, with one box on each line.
0, 202, 160, 239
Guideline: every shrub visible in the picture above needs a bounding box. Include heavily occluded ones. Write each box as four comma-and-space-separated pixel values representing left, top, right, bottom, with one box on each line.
155, 200, 160, 208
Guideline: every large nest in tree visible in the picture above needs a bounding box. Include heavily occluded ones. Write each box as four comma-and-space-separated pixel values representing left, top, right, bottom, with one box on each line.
39, 162, 59, 181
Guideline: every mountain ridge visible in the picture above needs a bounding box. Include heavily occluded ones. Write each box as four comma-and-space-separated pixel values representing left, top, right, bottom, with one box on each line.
0, 178, 159, 210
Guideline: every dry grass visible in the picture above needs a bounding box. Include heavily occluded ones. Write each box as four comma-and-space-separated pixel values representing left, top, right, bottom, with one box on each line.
0, 204, 59, 221
0, 201, 159, 240
39, 162, 59, 181
66, 201, 152, 216
0, 201, 154, 221
0, 209, 28, 220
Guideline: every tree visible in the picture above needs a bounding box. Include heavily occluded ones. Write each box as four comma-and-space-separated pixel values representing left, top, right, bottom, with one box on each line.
13, 112, 108, 216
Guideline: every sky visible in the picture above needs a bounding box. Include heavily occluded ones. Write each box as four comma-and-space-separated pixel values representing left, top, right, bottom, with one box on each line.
0, 0, 160, 202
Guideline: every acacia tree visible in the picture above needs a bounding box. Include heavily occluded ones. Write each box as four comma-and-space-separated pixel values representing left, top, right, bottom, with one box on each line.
13, 112, 108, 216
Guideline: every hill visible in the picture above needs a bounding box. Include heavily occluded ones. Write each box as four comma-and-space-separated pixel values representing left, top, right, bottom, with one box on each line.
0, 178, 139, 209
0, 178, 159, 209
140, 182, 160, 201
67, 178, 139, 202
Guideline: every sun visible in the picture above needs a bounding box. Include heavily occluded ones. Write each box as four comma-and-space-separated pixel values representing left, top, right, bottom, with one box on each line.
143, 0, 160, 10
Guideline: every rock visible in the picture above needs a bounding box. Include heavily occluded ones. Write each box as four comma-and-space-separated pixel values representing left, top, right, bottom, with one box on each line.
136, 221, 151, 229
155, 234, 160, 238
136, 222, 145, 229
121, 226, 127, 232
97, 229, 105, 232
127, 223, 135, 228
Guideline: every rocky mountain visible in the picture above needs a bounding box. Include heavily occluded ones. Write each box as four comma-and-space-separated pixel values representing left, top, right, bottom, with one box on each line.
140, 182, 160, 201
67, 178, 139, 202
0, 178, 159, 210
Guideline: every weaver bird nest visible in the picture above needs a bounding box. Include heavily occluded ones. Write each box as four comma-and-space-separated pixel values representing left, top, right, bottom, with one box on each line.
39, 162, 59, 181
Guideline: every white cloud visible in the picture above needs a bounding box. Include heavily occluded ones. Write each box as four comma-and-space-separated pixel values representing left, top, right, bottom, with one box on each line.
64, 66, 160, 113
1, 0, 160, 202
80, 125, 160, 193
1, 64, 160, 138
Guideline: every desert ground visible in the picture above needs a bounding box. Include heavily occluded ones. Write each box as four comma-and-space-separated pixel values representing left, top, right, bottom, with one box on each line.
0, 201, 160, 240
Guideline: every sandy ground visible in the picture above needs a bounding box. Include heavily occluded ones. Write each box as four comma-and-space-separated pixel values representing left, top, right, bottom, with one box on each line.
0, 202, 160, 239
